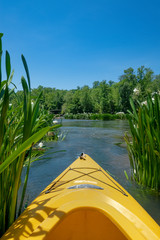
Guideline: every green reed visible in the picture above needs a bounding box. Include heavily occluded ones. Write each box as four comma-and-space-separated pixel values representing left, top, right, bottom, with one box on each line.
0, 34, 60, 236
125, 94, 160, 191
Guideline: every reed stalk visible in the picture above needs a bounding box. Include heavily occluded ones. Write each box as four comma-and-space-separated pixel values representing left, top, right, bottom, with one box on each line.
124, 94, 160, 191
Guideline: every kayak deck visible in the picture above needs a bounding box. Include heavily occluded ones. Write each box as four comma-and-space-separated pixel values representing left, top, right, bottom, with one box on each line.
1, 154, 160, 240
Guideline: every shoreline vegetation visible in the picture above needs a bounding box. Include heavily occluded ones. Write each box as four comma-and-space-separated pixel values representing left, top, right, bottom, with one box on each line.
125, 95, 160, 191
11, 65, 160, 117
0, 34, 60, 237
63, 112, 126, 120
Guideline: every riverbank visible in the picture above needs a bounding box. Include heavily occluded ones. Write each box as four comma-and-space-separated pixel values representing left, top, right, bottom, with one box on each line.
64, 112, 126, 120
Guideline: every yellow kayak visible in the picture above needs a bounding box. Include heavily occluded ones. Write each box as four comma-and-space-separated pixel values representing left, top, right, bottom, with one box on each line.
1, 154, 160, 240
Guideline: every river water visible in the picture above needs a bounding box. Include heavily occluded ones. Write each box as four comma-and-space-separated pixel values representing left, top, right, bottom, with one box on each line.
26, 119, 160, 225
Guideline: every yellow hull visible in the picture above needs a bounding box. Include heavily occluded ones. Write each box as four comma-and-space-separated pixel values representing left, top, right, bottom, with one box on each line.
2, 154, 160, 240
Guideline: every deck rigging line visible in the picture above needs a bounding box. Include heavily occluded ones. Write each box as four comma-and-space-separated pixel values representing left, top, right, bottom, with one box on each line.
45, 167, 128, 197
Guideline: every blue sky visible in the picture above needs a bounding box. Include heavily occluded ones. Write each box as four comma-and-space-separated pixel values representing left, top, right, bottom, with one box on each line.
1, 0, 160, 90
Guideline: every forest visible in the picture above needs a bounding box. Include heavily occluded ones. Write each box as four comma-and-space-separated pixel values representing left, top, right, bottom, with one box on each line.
12, 66, 160, 114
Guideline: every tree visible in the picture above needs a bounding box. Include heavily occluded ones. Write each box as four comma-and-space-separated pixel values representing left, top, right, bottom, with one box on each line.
10, 66, 159, 115
108, 80, 115, 87
119, 67, 137, 112
62, 90, 82, 114
80, 86, 93, 113
119, 67, 137, 85
99, 80, 110, 113
93, 81, 100, 88
91, 87, 101, 113
151, 74, 160, 92
119, 81, 133, 112
137, 66, 154, 100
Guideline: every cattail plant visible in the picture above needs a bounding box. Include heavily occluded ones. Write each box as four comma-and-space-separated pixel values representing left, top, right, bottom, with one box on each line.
0, 34, 60, 236
125, 94, 160, 191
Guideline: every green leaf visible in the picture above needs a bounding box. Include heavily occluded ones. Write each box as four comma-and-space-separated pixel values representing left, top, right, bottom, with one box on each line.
0, 34, 3, 85
0, 84, 9, 147
0, 126, 53, 174
124, 170, 129, 180
129, 98, 138, 122
5, 51, 11, 80
0, 80, 7, 99
31, 91, 42, 128
21, 55, 31, 90
21, 76, 29, 126
8, 70, 14, 86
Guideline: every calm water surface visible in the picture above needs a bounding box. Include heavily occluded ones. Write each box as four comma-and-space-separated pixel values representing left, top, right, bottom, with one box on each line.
25, 119, 160, 225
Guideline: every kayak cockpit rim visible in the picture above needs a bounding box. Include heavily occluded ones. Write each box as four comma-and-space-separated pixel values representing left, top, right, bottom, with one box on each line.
28, 205, 139, 240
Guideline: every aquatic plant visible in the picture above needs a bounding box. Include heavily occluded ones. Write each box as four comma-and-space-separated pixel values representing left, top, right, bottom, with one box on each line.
64, 112, 126, 120
125, 94, 160, 191
0, 34, 60, 236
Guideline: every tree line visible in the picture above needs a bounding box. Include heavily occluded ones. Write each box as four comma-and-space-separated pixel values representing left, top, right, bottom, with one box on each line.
12, 66, 160, 114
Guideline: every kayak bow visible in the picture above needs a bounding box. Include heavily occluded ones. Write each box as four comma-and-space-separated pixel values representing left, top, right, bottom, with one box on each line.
1, 154, 160, 240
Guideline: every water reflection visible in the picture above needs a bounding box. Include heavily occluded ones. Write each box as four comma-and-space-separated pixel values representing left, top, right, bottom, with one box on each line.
26, 119, 160, 225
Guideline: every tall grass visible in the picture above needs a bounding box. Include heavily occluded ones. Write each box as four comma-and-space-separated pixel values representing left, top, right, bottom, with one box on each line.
125, 94, 160, 191
0, 34, 60, 236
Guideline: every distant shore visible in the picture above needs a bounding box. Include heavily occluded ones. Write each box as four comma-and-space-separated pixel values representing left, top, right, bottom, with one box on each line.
63, 112, 126, 120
